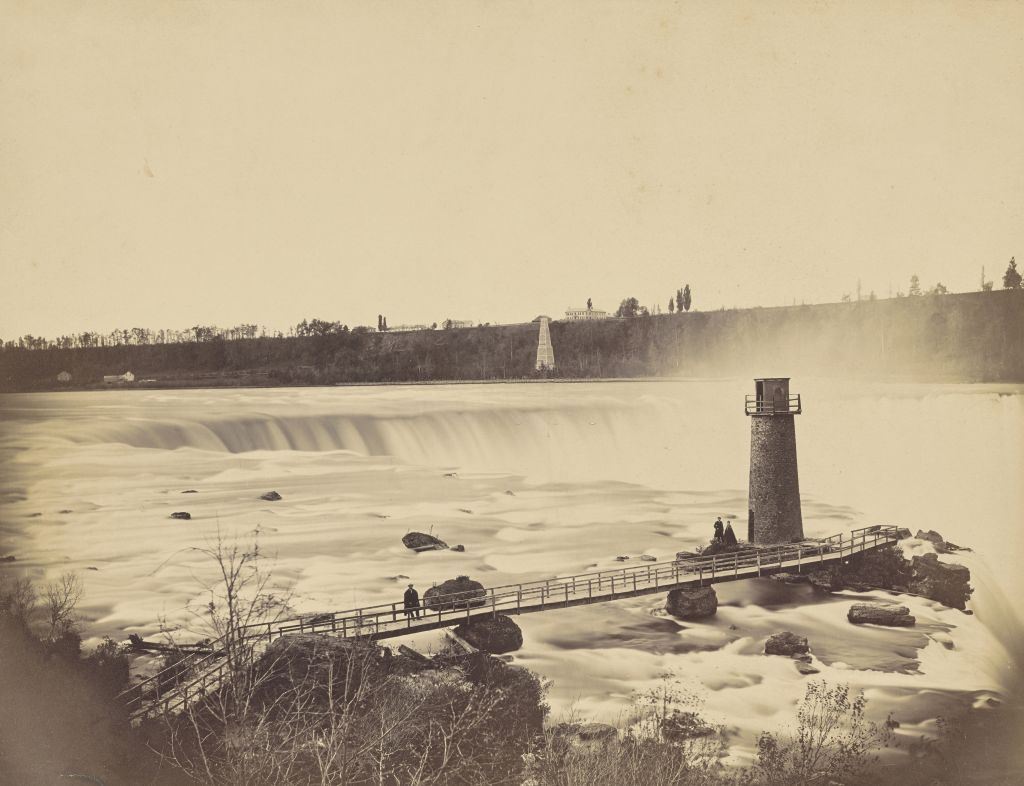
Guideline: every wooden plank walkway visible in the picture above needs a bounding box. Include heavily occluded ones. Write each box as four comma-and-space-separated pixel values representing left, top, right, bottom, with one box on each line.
119, 524, 899, 722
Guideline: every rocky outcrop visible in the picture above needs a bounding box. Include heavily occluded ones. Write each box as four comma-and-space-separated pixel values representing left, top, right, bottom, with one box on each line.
908, 553, 973, 610
915, 529, 969, 554
765, 631, 809, 656
260, 491, 282, 501
454, 614, 523, 654
402, 532, 449, 552
807, 564, 845, 591
170, 511, 191, 520
665, 586, 718, 620
423, 576, 486, 611
450, 544, 465, 552
847, 602, 916, 627
771, 572, 810, 584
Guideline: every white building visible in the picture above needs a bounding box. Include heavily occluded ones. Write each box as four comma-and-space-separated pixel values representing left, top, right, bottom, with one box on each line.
564, 306, 610, 321
103, 371, 135, 384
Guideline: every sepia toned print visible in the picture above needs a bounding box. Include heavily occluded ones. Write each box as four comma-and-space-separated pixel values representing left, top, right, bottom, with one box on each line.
1, 2, 1022, 784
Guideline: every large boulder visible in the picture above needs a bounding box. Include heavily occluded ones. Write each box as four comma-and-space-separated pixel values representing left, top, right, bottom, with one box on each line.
423, 576, 487, 611
402, 531, 449, 552
847, 603, 916, 627
908, 553, 972, 610
807, 565, 844, 592
765, 631, 809, 656
665, 586, 718, 620
454, 614, 523, 654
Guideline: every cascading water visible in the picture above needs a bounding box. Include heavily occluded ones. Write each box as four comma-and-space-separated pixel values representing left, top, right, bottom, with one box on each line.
1, 379, 1020, 760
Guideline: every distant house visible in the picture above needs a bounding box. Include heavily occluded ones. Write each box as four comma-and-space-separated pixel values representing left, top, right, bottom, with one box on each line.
444, 319, 474, 329
57, 371, 71, 383
103, 371, 135, 385
564, 306, 609, 321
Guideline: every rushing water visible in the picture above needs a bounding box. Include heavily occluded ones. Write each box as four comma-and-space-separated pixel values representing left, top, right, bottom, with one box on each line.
1, 379, 1021, 761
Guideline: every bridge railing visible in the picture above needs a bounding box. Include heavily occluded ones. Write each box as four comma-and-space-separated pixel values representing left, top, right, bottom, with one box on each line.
119, 524, 899, 720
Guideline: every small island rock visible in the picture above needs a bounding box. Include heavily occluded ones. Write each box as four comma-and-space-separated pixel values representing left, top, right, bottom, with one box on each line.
454, 614, 524, 654
402, 532, 449, 552
423, 576, 486, 611
765, 631, 809, 656
847, 602, 916, 627
170, 511, 191, 520
665, 586, 718, 620
260, 491, 282, 501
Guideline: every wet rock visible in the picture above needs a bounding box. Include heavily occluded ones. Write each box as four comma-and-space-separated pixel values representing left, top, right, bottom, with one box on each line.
665, 586, 717, 620
170, 511, 191, 520
504, 490, 516, 496
770, 572, 810, 584
454, 614, 523, 654
423, 576, 486, 611
808, 565, 844, 592
795, 661, 821, 675
86, 566, 98, 571
765, 631, 809, 656
908, 553, 972, 610
444, 472, 458, 478
457, 508, 473, 514
181, 490, 198, 494
791, 653, 812, 663
640, 555, 657, 562
847, 603, 916, 627
895, 527, 913, 540
260, 491, 282, 501
914, 529, 969, 554
58, 509, 73, 514
450, 544, 466, 552
615, 556, 630, 562
403, 532, 449, 552
28, 512, 42, 518
1, 555, 16, 563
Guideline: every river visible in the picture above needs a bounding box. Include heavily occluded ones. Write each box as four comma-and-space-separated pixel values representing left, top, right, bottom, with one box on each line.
1, 378, 1021, 761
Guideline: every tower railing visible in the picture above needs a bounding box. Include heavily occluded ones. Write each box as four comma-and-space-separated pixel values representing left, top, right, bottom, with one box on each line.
745, 394, 801, 415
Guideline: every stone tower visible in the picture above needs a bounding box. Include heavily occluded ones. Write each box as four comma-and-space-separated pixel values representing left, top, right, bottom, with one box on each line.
746, 377, 803, 544
535, 317, 555, 370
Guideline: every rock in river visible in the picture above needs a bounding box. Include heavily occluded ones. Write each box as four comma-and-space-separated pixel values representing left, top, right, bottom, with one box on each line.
847, 602, 916, 627
665, 586, 717, 620
402, 532, 449, 552
260, 491, 282, 501
423, 576, 486, 611
765, 631, 809, 656
170, 511, 191, 520
454, 614, 524, 654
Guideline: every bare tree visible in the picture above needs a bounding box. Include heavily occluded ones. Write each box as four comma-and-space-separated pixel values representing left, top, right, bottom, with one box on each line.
44, 571, 83, 640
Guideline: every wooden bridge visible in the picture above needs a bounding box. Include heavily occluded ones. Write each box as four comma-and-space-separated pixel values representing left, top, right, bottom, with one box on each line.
118, 524, 899, 723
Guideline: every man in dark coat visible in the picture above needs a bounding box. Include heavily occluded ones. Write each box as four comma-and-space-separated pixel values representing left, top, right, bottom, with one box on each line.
403, 584, 420, 619
713, 517, 724, 545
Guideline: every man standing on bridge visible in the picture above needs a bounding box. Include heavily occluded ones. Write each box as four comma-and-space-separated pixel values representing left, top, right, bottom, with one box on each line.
404, 584, 421, 619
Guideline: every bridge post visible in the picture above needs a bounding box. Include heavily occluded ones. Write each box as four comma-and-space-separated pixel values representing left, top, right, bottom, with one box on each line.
565, 584, 569, 607
757, 553, 761, 576
392, 603, 397, 623
797, 545, 802, 573
633, 574, 637, 593
517, 586, 522, 613
611, 576, 615, 596
711, 557, 716, 580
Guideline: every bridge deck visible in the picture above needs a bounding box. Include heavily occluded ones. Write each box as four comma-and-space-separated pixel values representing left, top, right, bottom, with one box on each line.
120, 525, 899, 722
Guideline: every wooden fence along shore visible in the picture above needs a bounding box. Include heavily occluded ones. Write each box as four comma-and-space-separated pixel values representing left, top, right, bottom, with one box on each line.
119, 525, 900, 723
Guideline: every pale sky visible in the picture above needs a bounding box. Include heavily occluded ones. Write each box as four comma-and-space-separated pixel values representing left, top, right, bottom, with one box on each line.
2, 1, 1022, 338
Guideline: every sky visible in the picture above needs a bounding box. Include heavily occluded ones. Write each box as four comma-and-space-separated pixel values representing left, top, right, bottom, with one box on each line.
2, 1, 1022, 339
